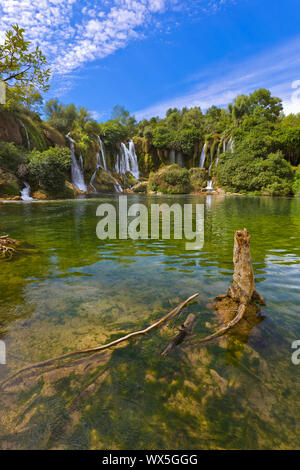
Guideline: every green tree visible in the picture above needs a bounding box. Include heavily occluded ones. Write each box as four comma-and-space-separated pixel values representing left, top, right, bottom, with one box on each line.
28, 146, 71, 195
0, 24, 50, 106
44, 99, 78, 135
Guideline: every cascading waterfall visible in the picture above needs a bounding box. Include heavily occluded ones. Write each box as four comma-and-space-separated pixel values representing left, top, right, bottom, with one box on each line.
89, 154, 100, 192
90, 137, 108, 192
79, 155, 84, 171
90, 137, 122, 193
115, 140, 139, 180
21, 181, 33, 201
98, 136, 108, 171
169, 149, 176, 164
199, 143, 206, 168
19, 121, 30, 150
208, 151, 213, 175
66, 134, 87, 192
176, 151, 183, 167
223, 139, 226, 153
206, 180, 213, 191
215, 143, 220, 168
227, 136, 233, 152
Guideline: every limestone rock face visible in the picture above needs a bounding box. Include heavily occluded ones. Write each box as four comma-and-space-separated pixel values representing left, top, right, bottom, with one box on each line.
42, 126, 65, 147
92, 169, 119, 193
0, 112, 22, 145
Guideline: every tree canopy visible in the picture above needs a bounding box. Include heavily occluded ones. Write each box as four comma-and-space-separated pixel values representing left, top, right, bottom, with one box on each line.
0, 24, 50, 106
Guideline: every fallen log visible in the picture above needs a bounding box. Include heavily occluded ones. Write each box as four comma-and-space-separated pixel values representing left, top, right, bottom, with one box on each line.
161, 313, 196, 356
1, 293, 199, 389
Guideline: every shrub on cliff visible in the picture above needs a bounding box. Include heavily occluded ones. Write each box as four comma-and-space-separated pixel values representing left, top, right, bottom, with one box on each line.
148, 164, 192, 194
217, 150, 294, 195
28, 146, 71, 195
0, 142, 25, 173
189, 167, 209, 192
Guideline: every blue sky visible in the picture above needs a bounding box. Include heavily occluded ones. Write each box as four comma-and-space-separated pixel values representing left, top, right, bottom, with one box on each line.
1, 0, 300, 120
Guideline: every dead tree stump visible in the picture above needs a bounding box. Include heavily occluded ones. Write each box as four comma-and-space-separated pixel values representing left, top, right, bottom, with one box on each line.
215, 228, 265, 325
227, 228, 255, 304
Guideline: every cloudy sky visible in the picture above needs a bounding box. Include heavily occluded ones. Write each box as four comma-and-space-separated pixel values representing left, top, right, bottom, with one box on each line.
1, 0, 300, 119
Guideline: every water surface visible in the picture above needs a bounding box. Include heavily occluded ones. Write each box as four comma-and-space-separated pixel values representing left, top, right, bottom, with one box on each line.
0, 194, 299, 449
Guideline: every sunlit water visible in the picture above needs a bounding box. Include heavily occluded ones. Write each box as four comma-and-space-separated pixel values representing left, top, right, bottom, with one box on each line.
0, 194, 299, 449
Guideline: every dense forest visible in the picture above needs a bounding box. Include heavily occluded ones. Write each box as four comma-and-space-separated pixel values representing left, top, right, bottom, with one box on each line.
1, 26, 300, 199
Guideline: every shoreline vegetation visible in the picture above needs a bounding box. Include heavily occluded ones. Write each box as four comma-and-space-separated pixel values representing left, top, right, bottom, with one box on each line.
0, 25, 299, 201
1, 96, 300, 201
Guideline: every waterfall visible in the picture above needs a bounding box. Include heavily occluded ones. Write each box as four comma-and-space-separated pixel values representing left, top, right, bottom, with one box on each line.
98, 137, 108, 171
215, 144, 220, 168
199, 143, 206, 168
227, 136, 233, 152
176, 151, 183, 167
79, 155, 84, 171
66, 134, 87, 192
115, 140, 139, 180
205, 180, 214, 191
208, 151, 213, 175
90, 137, 108, 192
89, 159, 99, 192
223, 139, 226, 153
114, 182, 123, 193
90, 137, 122, 193
19, 121, 30, 150
128, 140, 139, 179
21, 181, 33, 201
169, 149, 176, 164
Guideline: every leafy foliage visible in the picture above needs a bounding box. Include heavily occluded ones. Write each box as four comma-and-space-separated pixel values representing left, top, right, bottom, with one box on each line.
217, 150, 294, 195
148, 164, 192, 194
0, 141, 25, 173
0, 25, 50, 106
28, 146, 71, 195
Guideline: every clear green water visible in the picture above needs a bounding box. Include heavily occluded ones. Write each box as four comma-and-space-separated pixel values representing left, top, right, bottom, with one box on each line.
0, 194, 299, 449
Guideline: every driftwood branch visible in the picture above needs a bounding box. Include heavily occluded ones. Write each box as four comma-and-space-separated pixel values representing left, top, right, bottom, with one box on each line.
1, 293, 199, 389
161, 313, 196, 356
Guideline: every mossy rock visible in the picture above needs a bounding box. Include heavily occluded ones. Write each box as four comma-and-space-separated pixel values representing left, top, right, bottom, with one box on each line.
148, 164, 192, 194
119, 171, 137, 189
18, 113, 48, 151
133, 181, 148, 193
41, 124, 66, 148
0, 111, 23, 145
0, 167, 20, 196
189, 167, 209, 192
91, 169, 118, 193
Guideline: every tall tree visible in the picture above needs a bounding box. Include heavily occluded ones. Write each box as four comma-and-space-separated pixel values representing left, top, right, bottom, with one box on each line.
0, 24, 50, 106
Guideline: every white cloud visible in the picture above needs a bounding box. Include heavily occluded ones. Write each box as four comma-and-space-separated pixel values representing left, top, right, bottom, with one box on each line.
134, 36, 300, 119
0, 0, 234, 80
0, 0, 164, 75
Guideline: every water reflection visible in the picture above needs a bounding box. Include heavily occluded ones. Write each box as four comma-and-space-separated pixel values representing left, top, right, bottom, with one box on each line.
0, 195, 299, 449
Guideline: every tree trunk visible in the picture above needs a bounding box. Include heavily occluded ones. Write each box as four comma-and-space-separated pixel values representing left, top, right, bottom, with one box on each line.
227, 228, 255, 304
